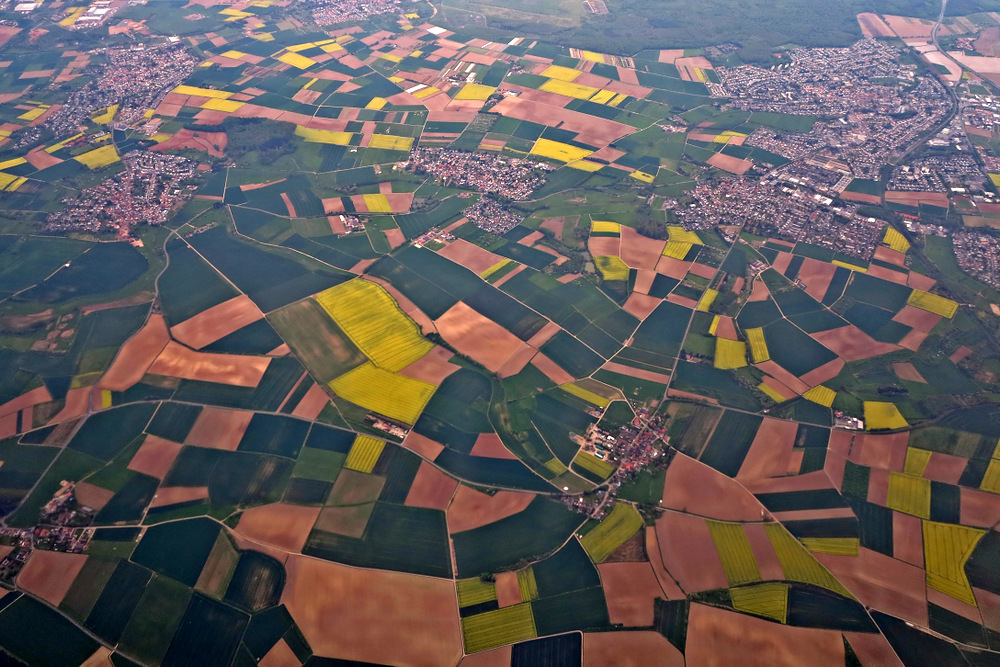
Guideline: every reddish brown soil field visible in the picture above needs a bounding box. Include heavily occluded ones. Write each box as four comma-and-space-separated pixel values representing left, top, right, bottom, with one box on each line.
283, 555, 463, 666
259, 639, 298, 667
907, 271, 936, 291
99, 314, 170, 392
655, 256, 691, 280
960, 487, 1000, 528
289, 383, 330, 421
743, 522, 785, 581
496, 344, 536, 378
365, 276, 435, 334
810, 325, 900, 361
490, 96, 633, 143
170, 295, 263, 350
686, 604, 845, 666
666, 388, 719, 404
633, 269, 656, 295
747, 278, 770, 302
817, 549, 928, 626
623, 292, 661, 319
588, 235, 620, 258
850, 432, 909, 470
399, 345, 459, 385
885, 190, 949, 207
150, 486, 209, 508
25, 146, 62, 170
460, 646, 512, 667
771, 251, 793, 275
493, 263, 527, 288
469, 433, 517, 459
149, 342, 270, 387
928, 587, 983, 624
128, 435, 182, 479
401, 432, 444, 461
845, 632, 903, 666
866, 468, 890, 505
755, 360, 810, 394
883, 15, 935, 38
950, 345, 974, 364
602, 361, 670, 384
598, 562, 662, 626
584, 631, 684, 667
839, 189, 882, 205
663, 453, 769, 519
798, 357, 845, 387
666, 293, 698, 309
856, 12, 897, 38
385, 228, 406, 249
74, 482, 114, 511
619, 226, 664, 270
644, 527, 687, 599
867, 263, 909, 285
737, 417, 798, 481
448, 487, 535, 534
532, 353, 575, 385
653, 513, 729, 593
706, 152, 752, 174
150, 129, 226, 157
688, 262, 717, 280
923, 452, 965, 485
893, 511, 924, 568
435, 302, 527, 373
17, 550, 88, 606
898, 328, 929, 351
404, 461, 458, 510
236, 503, 321, 553
0, 385, 51, 418
875, 245, 907, 266
892, 362, 926, 383
185, 407, 253, 451
526, 321, 561, 348
892, 304, 942, 332
494, 571, 521, 608
314, 504, 374, 538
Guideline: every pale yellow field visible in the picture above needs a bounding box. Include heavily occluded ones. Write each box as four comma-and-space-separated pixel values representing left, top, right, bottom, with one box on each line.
765, 524, 853, 598
591, 220, 620, 234
714, 338, 747, 369
907, 289, 958, 318
362, 193, 393, 213
540, 65, 581, 81
668, 226, 702, 245
540, 78, 599, 100
864, 401, 908, 430
560, 382, 610, 407
708, 521, 761, 586
800, 537, 859, 556
329, 362, 435, 424
172, 84, 233, 99
630, 170, 655, 183
746, 327, 769, 363
696, 288, 718, 312
580, 503, 644, 562
923, 521, 985, 606
662, 241, 692, 260
731, 583, 788, 623
295, 126, 355, 145
883, 227, 910, 253
573, 451, 616, 480
595, 255, 630, 281
802, 385, 835, 407
886, 472, 931, 519
277, 52, 316, 69
530, 138, 592, 162
201, 98, 244, 112
74, 145, 119, 169
344, 435, 386, 473
368, 134, 414, 151
454, 84, 495, 100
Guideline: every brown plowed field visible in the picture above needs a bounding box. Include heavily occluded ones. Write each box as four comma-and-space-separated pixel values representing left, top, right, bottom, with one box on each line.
633, 269, 656, 295
898, 328, 929, 351
620, 226, 664, 270
236, 503, 321, 553
496, 343, 536, 378
185, 407, 253, 451
526, 321, 561, 348
435, 302, 526, 373
867, 263, 909, 285
99, 314, 170, 391
490, 96, 633, 143
655, 256, 691, 280
798, 357, 844, 387
737, 417, 798, 481
404, 461, 457, 510
907, 271, 936, 291
169, 295, 263, 350
662, 453, 766, 521
17, 550, 88, 606
810, 325, 899, 361
850, 432, 908, 470
644, 527, 686, 599
685, 603, 845, 666
531, 353, 575, 384
74, 482, 114, 511
128, 435, 182, 479
290, 383, 330, 420
654, 513, 729, 593
923, 451, 965, 484
960, 487, 1000, 528
623, 292, 660, 319
817, 549, 928, 626
688, 262, 717, 279
259, 639, 298, 667
469, 433, 517, 460
283, 555, 463, 666
588, 235, 619, 258
447, 486, 535, 534
874, 245, 907, 266
706, 152, 752, 174
149, 486, 208, 508
0, 385, 51, 418
856, 12, 896, 38
743, 523, 784, 581
494, 571, 521, 608
885, 190, 949, 208
401, 431, 444, 461
892, 304, 941, 332
845, 632, 903, 666
893, 511, 924, 568
148, 342, 270, 387
747, 278, 770, 302
399, 345, 459, 385
584, 631, 684, 667
598, 562, 661, 626
460, 646, 512, 667
756, 360, 810, 394
314, 504, 374, 538
761, 375, 796, 400
150, 129, 226, 157
950, 345, 973, 364
892, 362, 926, 383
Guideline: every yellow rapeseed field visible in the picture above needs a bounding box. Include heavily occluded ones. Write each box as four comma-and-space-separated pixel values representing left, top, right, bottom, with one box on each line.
277, 52, 316, 69
344, 435, 385, 473
630, 170, 655, 183
316, 279, 432, 371
883, 227, 910, 253
517, 567, 538, 601
365, 97, 388, 110
201, 98, 244, 112
800, 537, 859, 556
907, 289, 958, 318
530, 137, 592, 162
731, 583, 788, 623
295, 126, 355, 145
595, 255, 630, 281
662, 241, 692, 260
368, 134, 414, 151
580, 503, 644, 562
696, 288, 718, 312
456, 578, 497, 607
708, 521, 761, 586
765, 524, 853, 598
362, 193, 393, 213
572, 450, 616, 480
540, 65, 581, 81
923, 521, 985, 606
864, 401, 908, 430
454, 83, 495, 100
803, 385, 835, 407
886, 471, 931, 518
560, 382, 610, 407
461, 604, 537, 654
172, 84, 233, 99
540, 78, 600, 100
329, 362, 435, 424
903, 447, 932, 477
746, 327, 770, 363
668, 226, 702, 245
714, 338, 747, 369
590, 220, 621, 234
758, 383, 786, 403
74, 145, 119, 169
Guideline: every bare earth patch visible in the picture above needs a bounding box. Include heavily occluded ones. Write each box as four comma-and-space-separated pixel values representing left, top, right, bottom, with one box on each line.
236, 503, 321, 553
584, 631, 684, 667
469, 433, 517, 460
127, 435, 183, 479
74, 482, 114, 512
598, 561, 661, 627
434, 302, 526, 373
663, 453, 767, 521
184, 407, 253, 451
148, 341, 270, 387
17, 550, 88, 606
737, 417, 798, 481
169, 295, 263, 350
448, 486, 535, 534
99, 314, 170, 391
404, 461, 458, 510
653, 512, 729, 593
892, 362, 926, 383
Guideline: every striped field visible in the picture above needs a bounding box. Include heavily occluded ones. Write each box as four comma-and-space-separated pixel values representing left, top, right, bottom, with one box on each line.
344, 435, 385, 473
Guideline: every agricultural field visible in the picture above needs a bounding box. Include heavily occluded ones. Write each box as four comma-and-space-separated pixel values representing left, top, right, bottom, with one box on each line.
1, 0, 1000, 663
